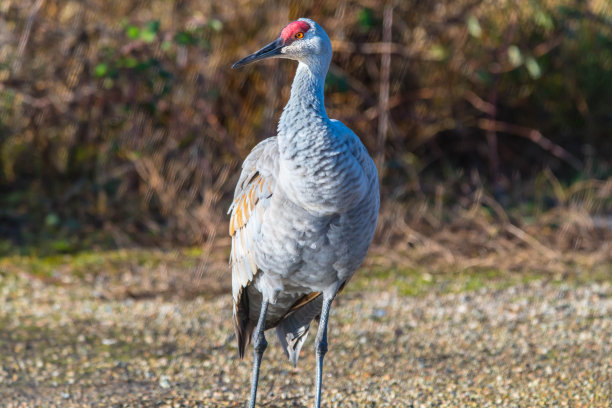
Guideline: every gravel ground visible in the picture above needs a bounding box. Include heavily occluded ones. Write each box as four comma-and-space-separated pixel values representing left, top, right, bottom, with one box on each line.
0, 270, 611, 407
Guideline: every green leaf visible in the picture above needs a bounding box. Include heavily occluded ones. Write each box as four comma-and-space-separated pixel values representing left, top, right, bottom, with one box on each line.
141, 29, 157, 43
209, 18, 223, 32
556, 6, 583, 19
174, 31, 194, 46
117, 56, 138, 68
324, 71, 348, 93
358, 8, 375, 29
51, 239, 73, 253
525, 57, 541, 79
534, 10, 554, 31
126, 25, 140, 39
428, 44, 447, 61
94, 63, 108, 77
141, 21, 160, 43
146, 20, 160, 34
507, 45, 523, 67
476, 69, 493, 85
467, 15, 482, 38
45, 213, 60, 227
124, 57, 138, 68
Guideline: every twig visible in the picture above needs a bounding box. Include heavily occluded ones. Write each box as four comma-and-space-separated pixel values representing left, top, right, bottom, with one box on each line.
400, 225, 456, 265
464, 90, 495, 115
505, 223, 559, 260
12, 0, 45, 73
485, 87, 499, 184
376, 2, 393, 177
331, 40, 417, 58
477, 118, 583, 170
481, 193, 510, 225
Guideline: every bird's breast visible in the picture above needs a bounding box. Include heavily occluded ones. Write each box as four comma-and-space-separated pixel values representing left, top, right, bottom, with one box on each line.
253, 185, 378, 296
277, 144, 368, 215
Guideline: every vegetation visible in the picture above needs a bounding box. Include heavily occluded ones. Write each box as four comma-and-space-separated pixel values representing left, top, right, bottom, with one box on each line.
1, 0, 611, 272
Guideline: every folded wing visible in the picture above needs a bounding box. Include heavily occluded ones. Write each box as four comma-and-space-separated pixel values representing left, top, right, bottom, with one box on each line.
229, 137, 278, 357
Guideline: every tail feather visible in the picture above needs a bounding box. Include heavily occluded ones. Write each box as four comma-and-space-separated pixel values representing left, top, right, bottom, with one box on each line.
276, 294, 323, 367
234, 288, 253, 359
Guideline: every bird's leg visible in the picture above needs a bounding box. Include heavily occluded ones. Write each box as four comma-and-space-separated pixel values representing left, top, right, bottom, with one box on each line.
314, 294, 335, 408
249, 299, 269, 408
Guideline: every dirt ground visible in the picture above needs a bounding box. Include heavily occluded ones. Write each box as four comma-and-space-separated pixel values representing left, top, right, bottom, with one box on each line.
0, 253, 610, 408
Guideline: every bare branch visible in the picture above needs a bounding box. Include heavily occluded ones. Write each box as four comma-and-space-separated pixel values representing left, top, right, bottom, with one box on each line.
464, 90, 496, 115
376, 2, 393, 177
331, 40, 417, 58
505, 223, 559, 260
477, 119, 583, 170
12, 0, 45, 73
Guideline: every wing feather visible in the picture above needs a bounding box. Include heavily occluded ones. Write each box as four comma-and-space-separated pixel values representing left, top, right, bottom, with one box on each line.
229, 137, 278, 357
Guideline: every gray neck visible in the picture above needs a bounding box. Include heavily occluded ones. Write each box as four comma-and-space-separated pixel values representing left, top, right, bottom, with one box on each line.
278, 57, 330, 135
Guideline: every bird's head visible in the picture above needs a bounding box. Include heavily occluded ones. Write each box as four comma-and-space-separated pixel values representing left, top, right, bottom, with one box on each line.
232, 18, 332, 69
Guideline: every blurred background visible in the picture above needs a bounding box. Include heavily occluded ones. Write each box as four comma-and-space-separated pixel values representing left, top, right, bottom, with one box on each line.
1, 0, 611, 274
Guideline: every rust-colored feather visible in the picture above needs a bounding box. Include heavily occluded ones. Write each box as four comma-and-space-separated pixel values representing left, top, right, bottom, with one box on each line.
288, 292, 321, 313
230, 170, 272, 358
229, 175, 263, 237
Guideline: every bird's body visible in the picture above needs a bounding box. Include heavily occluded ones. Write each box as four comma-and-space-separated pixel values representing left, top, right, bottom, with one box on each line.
229, 18, 379, 407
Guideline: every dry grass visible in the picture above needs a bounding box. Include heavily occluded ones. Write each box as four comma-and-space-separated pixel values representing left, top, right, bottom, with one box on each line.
374, 175, 612, 276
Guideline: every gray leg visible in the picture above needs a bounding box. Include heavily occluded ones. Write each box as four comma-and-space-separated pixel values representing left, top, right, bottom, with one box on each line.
314, 295, 334, 408
249, 299, 269, 408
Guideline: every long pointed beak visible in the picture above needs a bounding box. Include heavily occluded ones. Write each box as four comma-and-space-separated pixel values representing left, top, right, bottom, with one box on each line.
232, 38, 284, 69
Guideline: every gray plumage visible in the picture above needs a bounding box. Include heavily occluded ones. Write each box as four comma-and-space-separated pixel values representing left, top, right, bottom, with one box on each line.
229, 18, 379, 408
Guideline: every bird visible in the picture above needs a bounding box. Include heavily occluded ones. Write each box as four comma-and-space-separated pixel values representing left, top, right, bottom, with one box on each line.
229, 18, 379, 408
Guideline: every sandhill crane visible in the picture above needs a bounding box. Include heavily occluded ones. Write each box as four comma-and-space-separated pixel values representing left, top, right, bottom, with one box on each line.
230, 18, 379, 408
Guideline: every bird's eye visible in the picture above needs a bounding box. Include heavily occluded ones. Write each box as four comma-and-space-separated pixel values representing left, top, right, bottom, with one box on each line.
295, 32, 304, 39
